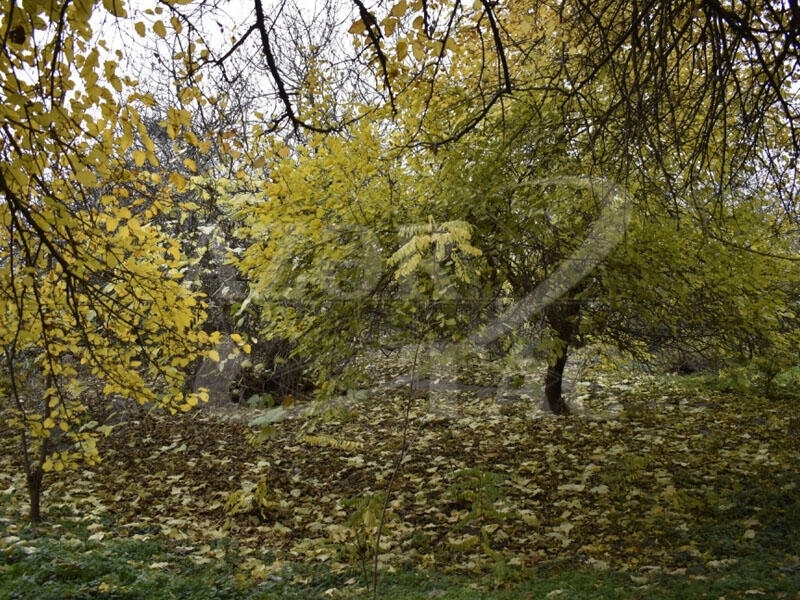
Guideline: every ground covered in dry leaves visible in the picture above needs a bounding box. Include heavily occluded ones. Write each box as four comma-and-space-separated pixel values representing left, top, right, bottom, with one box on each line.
2, 358, 799, 589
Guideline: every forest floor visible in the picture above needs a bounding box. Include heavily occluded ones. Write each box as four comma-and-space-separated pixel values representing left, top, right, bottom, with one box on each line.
1, 355, 800, 598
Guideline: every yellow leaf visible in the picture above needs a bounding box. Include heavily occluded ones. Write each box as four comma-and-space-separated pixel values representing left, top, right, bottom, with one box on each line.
132, 150, 146, 167
179, 87, 196, 104
105, 250, 119, 267
169, 172, 187, 191
184, 131, 200, 147
153, 20, 167, 39
208, 349, 220, 362
183, 158, 197, 172
72, 0, 93, 21
75, 168, 97, 187
102, 0, 127, 17
397, 38, 408, 61
390, 0, 407, 17
119, 131, 134, 152
412, 40, 425, 61
134, 21, 146, 37
348, 19, 367, 35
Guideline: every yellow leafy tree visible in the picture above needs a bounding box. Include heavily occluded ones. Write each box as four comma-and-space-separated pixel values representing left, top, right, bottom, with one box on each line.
0, 0, 215, 521
224, 0, 798, 418
396, 2, 800, 412
220, 107, 492, 401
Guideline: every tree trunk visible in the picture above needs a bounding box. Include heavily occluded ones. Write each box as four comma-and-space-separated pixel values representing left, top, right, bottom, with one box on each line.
27, 418, 49, 523
542, 300, 580, 415
27, 468, 43, 522
544, 347, 570, 415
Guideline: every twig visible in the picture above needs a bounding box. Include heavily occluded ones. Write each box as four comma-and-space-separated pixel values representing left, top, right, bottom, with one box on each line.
371, 342, 422, 599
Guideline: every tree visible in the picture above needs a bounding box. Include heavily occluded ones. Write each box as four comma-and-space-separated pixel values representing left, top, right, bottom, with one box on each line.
0, 0, 215, 521
221, 0, 799, 415
429, 100, 800, 412
402, 0, 800, 409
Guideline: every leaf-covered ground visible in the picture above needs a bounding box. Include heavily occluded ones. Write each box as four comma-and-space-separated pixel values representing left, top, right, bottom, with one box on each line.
2, 358, 799, 595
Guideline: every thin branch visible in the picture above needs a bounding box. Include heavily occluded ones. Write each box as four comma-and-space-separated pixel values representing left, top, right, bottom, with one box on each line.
214, 23, 258, 66
479, 0, 512, 95
351, 0, 397, 116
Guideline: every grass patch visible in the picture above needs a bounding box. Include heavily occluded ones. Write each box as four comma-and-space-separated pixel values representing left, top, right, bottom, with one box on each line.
0, 527, 243, 599
2, 522, 798, 599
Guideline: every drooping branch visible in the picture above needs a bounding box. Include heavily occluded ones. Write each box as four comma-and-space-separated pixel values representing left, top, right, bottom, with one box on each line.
479, 0, 512, 96
252, 0, 341, 133
351, 0, 397, 115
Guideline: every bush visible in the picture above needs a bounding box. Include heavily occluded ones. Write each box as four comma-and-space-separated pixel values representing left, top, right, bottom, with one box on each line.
229, 337, 312, 404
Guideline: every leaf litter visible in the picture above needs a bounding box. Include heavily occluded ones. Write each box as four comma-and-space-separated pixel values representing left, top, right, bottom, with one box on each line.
1, 358, 798, 585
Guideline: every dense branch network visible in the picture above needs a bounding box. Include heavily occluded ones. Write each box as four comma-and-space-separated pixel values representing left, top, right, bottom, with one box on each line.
189, 0, 797, 178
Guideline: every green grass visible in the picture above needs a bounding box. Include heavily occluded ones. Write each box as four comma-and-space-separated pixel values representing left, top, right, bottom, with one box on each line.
1, 528, 243, 599
2, 520, 798, 599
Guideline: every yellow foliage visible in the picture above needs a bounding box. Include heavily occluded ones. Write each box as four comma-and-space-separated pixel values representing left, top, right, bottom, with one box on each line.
0, 0, 214, 517
302, 435, 364, 451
